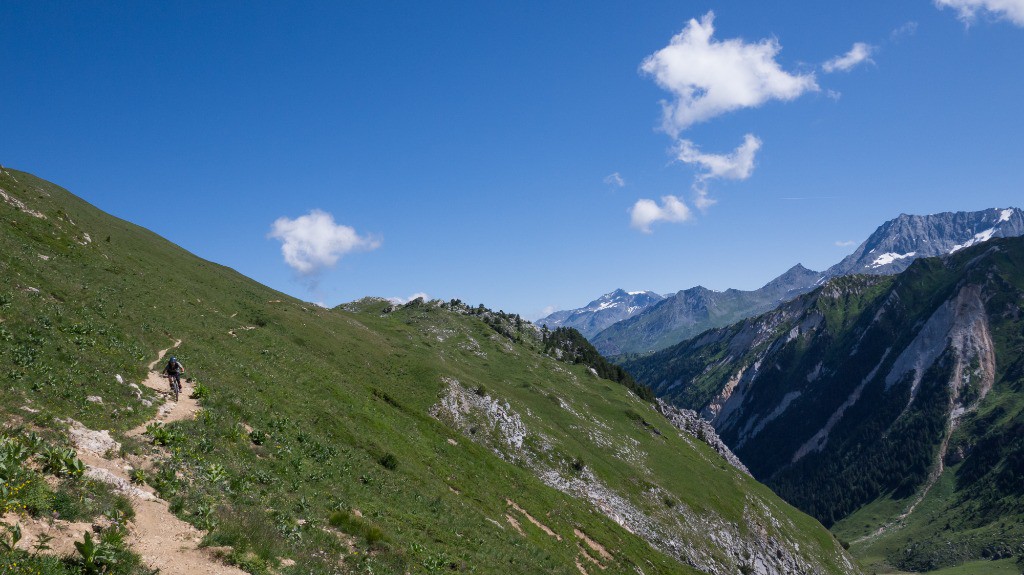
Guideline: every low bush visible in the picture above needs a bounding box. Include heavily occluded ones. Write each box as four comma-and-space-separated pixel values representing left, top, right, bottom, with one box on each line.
328, 509, 386, 546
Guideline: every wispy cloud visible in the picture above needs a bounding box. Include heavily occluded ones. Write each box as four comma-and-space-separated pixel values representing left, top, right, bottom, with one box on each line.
268, 209, 380, 275
935, 0, 1024, 26
835, 240, 857, 247
603, 172, 626, 187
640, 11, 818, 137
629, 195, 693, 234
823, 42, 875, 73
891, 21, 919, 40
675, 134, 762, 212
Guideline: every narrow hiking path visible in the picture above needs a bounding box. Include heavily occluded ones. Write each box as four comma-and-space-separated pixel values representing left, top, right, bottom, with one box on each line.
74, 338, 247, 575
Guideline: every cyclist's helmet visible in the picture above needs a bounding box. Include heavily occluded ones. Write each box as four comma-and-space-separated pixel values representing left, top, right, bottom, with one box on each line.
170, 356, 177, 362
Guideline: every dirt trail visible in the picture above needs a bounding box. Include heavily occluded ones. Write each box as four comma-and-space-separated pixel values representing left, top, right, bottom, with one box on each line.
76, 339, 246, 575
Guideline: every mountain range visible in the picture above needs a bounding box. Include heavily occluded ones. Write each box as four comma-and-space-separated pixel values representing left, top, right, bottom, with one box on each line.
535, 289, 664, 338
540, 207, 1024, 357
624, 236, 1024, 573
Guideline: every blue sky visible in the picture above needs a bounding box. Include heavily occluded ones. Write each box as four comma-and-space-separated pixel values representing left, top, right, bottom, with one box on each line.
3, 1, 1023, 319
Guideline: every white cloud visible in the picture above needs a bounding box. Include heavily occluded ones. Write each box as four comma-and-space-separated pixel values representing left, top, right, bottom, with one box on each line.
835, 240, 857, 247
640, 11, 818, 136
891, 21, 919, 40
388, 292, 430, 305
604, 172, 626, 187
674, 135, 761, 212
823, 42, 875, 73
630, 195, 692, 233
935, 0, 1024, 26
676, 134, 762, 182
694, 189, 717, 211
269, 209, 380, 275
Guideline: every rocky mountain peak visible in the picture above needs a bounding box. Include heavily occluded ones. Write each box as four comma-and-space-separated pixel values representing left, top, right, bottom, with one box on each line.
825, 207, 1024, 278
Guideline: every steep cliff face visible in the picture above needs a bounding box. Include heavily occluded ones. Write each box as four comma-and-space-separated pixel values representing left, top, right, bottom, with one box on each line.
625, 238, 1024, 571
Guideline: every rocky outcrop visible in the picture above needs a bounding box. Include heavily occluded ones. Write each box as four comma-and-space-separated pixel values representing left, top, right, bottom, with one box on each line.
657, 401, 750, 475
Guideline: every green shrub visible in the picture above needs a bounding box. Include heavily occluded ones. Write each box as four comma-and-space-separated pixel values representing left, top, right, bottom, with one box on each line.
145, 423, 178, 446
18, 476, 54, 516
328, 510, 386, 546
378, 452, 398, 470
228, 550, 271, 575
190, 382, 210, 400
249, 429, 268, 445
74, 531, 115, 575
38, 446, 83, 477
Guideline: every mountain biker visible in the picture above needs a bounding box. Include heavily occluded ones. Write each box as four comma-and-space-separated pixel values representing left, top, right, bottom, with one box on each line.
163, 356, 185, 395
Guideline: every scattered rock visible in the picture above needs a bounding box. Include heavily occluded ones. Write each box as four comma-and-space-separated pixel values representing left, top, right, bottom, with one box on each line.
86, 395, 103, 404
67, 420, 121, 455
116, 374, 124, 384
0, 188, 47, 218
84, 466, 156, 501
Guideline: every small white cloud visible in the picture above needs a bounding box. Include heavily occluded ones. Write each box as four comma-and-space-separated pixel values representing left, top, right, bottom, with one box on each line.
935, 0, 1024, 26
604, 172, 626, 187
640, 11, 818, 136
630, 195, 692, 233
676, 134, 761, 183
388, 292, 430, 305
541, 305, 556, 317
826, 89, 843, 101
268, 209, 380, 275
823, 42, 875, 73
835, 240, 857, 247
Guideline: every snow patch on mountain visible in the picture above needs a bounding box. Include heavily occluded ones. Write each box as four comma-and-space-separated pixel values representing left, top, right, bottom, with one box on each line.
870, 251, 916, 268
949, 228, 996, 254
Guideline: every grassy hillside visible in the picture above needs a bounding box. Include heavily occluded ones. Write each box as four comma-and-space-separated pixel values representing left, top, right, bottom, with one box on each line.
0, 168, 858, 574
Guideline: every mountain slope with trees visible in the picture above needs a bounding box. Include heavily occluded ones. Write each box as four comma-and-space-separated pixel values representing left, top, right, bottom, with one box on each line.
624, 237, 1024, 573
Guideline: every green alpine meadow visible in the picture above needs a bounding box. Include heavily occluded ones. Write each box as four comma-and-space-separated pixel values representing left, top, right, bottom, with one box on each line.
0, 168, 860, 573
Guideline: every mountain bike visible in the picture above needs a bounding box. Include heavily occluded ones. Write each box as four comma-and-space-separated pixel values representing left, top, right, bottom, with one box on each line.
168, 373, 182, 401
